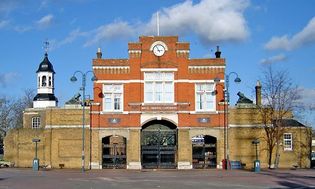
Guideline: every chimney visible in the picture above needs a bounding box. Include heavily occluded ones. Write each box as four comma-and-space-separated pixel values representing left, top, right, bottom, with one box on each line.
255, 80, 262, 106
215, 46, 221, 58
96, 48, 102, 59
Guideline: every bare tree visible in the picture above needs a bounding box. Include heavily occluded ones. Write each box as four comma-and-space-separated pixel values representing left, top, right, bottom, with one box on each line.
0, 89, 35, 149
11, 89, 35, 129
259, 66, 300, 169
0, 97, 15, 149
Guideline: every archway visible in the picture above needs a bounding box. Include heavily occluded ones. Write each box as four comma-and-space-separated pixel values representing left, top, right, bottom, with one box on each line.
141, 120, 177, 169
102, 135, 126, 169
192, 135, 217, 169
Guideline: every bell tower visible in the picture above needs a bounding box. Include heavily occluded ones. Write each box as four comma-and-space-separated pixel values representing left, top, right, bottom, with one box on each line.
33, 42, 58, 108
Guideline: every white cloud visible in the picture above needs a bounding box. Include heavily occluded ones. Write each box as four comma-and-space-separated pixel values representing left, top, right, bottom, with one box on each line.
297, 87, 315, 110
0, 20, 9, 29
36, 14, 54, 29
85, 20, 136, 47
265, 16, 315, 51
14, 25, 32, 33
38, 0, 50, 11
260, 53, 287, 64
146, 0, 249, 43
0, 72, 19, 87
52, 28, 88, 49
85, 0, 249, 46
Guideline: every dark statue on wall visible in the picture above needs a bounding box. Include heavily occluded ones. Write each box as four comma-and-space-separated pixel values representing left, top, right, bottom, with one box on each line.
65, 93, 81, 104
236, 92, 253, 104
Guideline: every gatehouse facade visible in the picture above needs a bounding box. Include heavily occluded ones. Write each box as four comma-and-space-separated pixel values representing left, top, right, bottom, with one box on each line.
90, 36, 225, 169
4, 35, 312, 170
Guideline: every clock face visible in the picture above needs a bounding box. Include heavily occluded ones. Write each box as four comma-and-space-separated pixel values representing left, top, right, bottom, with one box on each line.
153, 44, 165, 56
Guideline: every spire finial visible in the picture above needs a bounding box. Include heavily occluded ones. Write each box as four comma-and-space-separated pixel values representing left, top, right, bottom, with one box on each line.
43, 39, 50, 55
157, 11, 160, 36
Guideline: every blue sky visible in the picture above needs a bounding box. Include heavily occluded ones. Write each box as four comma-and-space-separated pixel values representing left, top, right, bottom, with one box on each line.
0, 0, 314, 126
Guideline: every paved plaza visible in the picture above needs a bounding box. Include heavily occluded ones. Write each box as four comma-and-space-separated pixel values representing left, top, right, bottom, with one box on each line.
0, 168, 315, 189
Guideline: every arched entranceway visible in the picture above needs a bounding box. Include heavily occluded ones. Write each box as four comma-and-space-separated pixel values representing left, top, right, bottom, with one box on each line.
192, 135, 217, 169
102, 135, 126, 169
141, 120, 177, 169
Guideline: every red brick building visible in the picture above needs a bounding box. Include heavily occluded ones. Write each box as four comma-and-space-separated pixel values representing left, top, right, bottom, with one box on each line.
91, 36, 226, 169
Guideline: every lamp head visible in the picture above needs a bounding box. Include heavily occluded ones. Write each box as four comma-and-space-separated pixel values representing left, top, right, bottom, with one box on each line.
70, 75, 77, 82
252, 139, 260, 144
214, 77, 220, 83
234, 77, 241, 83
91, 75, 97, 81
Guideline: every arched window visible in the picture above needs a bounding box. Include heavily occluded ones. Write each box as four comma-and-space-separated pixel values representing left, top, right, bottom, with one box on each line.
38, 77, 40, 88
49, 76, 52, 87
42, 76, 47, 87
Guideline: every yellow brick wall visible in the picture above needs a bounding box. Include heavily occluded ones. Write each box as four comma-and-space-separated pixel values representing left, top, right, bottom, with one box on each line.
4, 105, 311, 169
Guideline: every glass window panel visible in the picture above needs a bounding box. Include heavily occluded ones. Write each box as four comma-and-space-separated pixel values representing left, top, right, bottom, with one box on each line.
104, 94, 112, 110
104, 85, 112, 91
156, 92, 162, 101
145, 92, 153, 102
164, 92, 172, 102
164, 72, 174, 80
205, 84, 213, 91
196, 94, 202, 110
164, 82, 173, 92
155, 72, 162, 80
156, 82, 162, 92
114, 97, 120, 110
145, 82, 153, 92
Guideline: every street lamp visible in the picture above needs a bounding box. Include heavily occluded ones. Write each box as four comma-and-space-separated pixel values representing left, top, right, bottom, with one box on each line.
70, 71, 97, 172
214, 72, 241, 170
32, 138, 41, 171
252, 139, 260, 160
252, 138, 260, 172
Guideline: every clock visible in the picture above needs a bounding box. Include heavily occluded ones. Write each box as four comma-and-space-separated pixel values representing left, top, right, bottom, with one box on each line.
153, 44, 165, 56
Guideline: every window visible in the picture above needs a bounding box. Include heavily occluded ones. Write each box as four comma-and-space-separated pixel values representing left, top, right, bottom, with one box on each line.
283, 133, 292, 151
32, 117, 40, 129
42, 76, 46, 87
195, 83, 215, 111
144, 72, 174, 103
103, 84, 123, 112
49, 76, 52, 87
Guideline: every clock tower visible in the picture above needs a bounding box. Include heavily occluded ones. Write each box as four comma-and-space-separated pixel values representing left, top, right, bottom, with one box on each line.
33, 52, 58, 108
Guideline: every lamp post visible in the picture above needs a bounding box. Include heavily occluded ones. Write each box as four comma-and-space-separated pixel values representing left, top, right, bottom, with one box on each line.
214, 72, 241, 170
252, 138, 260, 172
70, 71, 97, 172
32, 138, 41, 171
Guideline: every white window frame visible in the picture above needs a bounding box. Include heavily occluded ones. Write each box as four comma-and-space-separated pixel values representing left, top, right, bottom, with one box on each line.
32, 117, 40, 129
195, 83, 216, 112
283, 133, 293, 151
103, 84, 123, 112
144, 72, 174, 103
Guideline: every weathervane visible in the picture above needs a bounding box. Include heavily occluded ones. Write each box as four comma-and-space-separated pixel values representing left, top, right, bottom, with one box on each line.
43, 39, 50, 54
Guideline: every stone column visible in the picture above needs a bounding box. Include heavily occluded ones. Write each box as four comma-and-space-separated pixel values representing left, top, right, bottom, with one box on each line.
177, 128, 192, 169
126, 129, 141, 169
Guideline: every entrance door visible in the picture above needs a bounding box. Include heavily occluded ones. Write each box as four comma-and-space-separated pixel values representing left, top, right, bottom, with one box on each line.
192, 135, 217, 168
141, 121, 177, 169
102, 136, 126, 169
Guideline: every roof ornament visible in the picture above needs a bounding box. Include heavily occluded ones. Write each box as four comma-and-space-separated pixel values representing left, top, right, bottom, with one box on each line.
43, 39, 50, 56
156, 11, 160, 36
